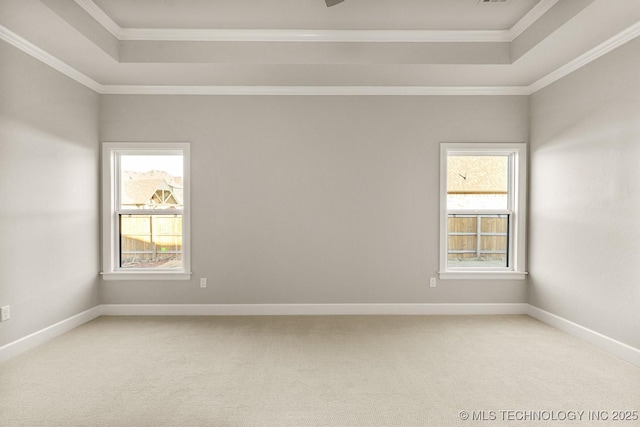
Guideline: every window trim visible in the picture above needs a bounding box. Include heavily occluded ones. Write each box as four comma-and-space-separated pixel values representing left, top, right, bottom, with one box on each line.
101, 142, 191, 281
439, 143, 527, 280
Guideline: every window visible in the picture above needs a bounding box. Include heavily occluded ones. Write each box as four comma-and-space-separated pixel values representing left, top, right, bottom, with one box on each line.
439, 143, 527, 280
101, 143, 191, 280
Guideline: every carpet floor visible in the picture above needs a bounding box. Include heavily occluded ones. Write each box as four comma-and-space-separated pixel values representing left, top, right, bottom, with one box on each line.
1, 315, 639, 427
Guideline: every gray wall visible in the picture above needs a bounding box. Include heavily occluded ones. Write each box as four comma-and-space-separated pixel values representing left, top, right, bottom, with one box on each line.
100, 95, 529, 304
0, 43, 100, 346
529, 38, 640, 349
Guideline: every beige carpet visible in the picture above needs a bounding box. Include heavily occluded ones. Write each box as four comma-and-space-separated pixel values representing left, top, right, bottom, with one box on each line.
1, 315, 639, 427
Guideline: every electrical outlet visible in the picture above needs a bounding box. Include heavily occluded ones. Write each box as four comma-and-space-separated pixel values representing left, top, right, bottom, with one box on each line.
1, 305, 10, 322
429, 277, 437, 288
200, 278, 207, 288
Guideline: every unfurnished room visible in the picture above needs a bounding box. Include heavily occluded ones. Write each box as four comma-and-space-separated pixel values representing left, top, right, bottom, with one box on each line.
1, 0, 639, 426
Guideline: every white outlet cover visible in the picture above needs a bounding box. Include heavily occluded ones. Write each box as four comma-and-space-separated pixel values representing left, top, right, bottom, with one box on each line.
0, 306, 9, 321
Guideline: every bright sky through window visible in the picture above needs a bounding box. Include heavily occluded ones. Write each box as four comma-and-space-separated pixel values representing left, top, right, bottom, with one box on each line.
120, 155, 183, 177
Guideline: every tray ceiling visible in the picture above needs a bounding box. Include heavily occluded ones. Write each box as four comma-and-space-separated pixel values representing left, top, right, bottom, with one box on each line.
91, 0, 540, 31
0, 0, 639, 94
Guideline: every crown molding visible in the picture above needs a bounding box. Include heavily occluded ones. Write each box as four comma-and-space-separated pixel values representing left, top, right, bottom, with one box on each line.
0, 24, 102, 93
74, 0, 123, 39
100, 85, 529, 96
528, 20, 640, 93
120, 28, 510, 43
73, 0, 556, 43
0, 25, 519, 95
508, 0, 559, 40
3, 21, 639, 97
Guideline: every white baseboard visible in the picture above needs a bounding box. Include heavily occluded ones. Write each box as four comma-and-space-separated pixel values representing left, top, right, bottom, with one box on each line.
0, 303, 526, 363
99, 303, 529, 316
0, 306, 101, 363
527, 305, 640, 367
4, 303, 637, 368
0, 303, 525, 363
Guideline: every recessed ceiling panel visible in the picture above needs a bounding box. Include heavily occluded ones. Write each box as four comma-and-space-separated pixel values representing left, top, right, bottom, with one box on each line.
92, 0, 540, 31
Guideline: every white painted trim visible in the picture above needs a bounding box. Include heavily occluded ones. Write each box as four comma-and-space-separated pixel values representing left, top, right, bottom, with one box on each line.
0, 28, 526, 96
101, 142, 191, 278
508, 0, 560, 40
74, 0, 123, 39
439, 272, 528, 280
101, 272, 192, 281
100, 303, 528, 316
73, 0, 557, 43
101, 85, 530, 96
527, 305, 640, 368
0, 306, 101, 363
439, 143, 528, 278
3, 19, 639, 97
0, 29, 524, 96
528, 21, 640, 93
119, 28, 510, 43
2, 304, 637, 368
72, 0, 549, 43
0, 24, 102, 93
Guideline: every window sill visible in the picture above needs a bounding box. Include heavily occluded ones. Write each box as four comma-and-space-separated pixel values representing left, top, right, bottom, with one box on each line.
101, 271, 192, 281
438, 271, 527, 281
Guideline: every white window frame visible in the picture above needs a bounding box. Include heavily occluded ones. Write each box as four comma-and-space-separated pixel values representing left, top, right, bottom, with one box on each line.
101, 142, 191, 281
439, 143, 527, 280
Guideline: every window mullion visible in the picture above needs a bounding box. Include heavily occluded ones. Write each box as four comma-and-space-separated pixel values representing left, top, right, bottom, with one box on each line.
118, 209, 183, 216
447, 209, 511, 215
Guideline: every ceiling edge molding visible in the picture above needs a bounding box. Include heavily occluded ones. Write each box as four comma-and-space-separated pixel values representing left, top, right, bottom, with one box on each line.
120, 28, 510, 43
4, 21, 639, 97
72, 0, 557, 43
508, 0, 560, 40
528, 21, 640, 93
74, 0, 123, 38
0, 27, 522, 95
100, 85, 530, 96
0, 24, 103, 93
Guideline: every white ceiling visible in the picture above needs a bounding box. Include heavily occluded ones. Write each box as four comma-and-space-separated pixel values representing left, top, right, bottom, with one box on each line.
92, 0, 540, 31
0, 0, 639, 94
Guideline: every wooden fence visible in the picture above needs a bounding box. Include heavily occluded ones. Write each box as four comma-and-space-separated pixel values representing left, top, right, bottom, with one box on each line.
120, 214, 182, 267
447, 214, 508, 266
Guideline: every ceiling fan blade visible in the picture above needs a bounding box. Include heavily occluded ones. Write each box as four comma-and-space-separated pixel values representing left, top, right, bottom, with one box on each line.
325, 0, 345, 7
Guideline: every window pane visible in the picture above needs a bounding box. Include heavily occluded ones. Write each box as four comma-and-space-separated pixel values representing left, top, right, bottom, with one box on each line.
120, 155, 183, 210
447, 214, 508, 268
120, 214, 182, 269
447, 155, 508, 210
